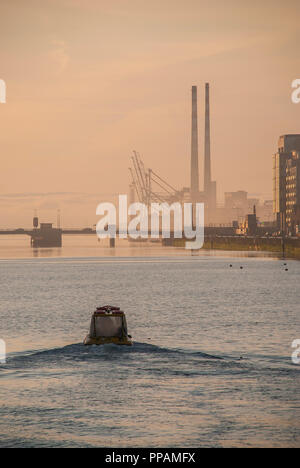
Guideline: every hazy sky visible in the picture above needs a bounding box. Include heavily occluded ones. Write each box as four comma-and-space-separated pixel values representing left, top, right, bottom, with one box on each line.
0, 0, 299, 226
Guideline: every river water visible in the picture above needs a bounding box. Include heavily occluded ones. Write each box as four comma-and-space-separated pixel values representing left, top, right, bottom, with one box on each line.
0, 238, 299, 447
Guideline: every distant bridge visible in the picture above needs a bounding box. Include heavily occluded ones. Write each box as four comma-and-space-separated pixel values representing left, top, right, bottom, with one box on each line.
0, 226, 237, 237
0, 228, 96, 236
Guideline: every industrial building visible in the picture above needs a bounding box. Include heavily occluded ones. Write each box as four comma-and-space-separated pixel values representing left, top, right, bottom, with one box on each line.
190, 83, 217, 222
129, 84, 276, 229
273, 134, 300, 235
129, 83, 217, 225
286, 153, 300, 234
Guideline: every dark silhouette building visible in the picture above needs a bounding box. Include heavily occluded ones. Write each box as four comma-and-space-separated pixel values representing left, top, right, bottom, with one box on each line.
273, 134, 300, 235
286, 154, 300, 234
31, 222, 62, 248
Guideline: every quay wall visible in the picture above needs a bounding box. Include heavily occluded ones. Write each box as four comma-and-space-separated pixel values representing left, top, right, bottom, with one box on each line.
172, 236, 300, 259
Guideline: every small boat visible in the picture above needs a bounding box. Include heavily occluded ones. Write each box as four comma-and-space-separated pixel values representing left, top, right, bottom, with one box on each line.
84, 305, 133, 346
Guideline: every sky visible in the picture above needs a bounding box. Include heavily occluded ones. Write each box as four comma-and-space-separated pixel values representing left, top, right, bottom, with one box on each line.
0, 0, 299, 227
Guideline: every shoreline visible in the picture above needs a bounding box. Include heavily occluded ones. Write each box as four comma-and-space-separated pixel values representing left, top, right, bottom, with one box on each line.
203, 237, 300, 260
172, 236, 300, 260
0, 235, 300, 260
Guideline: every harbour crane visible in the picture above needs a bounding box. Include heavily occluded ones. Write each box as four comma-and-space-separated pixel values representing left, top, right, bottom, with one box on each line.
129, 151, 182, 207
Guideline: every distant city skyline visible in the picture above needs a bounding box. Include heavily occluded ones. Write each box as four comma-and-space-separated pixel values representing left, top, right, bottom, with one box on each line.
0, 0, 299, 226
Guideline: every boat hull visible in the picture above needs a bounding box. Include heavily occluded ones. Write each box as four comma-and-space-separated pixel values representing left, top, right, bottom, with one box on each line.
84, 335, 133, 346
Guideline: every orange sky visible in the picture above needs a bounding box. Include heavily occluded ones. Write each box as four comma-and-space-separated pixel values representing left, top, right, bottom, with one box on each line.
0, 0, 299, 227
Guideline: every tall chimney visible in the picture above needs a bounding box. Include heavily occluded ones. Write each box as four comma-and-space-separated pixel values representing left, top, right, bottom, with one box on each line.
191, 86, 199, 200
204, 83, 211, 196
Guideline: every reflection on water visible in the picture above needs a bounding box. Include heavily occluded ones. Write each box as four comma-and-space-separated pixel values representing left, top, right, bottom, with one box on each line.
0, 256, 299, 447
0, 235, 281, 259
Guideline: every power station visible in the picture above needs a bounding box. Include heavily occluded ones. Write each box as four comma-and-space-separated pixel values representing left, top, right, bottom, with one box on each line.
1, 83, 285, 249
190, 83, 217, 221
129, 83, 217, 223
190, 85, 199, 200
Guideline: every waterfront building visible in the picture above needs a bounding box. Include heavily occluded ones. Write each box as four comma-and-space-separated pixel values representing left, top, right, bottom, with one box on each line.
286, 153, 300, 234
273, 134, 300, 235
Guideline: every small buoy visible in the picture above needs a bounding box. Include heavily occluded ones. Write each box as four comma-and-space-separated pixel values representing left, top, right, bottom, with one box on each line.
240, 266, 243, 270
285, 269, 288, 272
230, 264, 233, 268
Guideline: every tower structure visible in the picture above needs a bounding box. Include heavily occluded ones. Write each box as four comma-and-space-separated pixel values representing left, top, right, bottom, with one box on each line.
204, 83, 211, 195
190, 86, 199, 201
204, 83, 216, 217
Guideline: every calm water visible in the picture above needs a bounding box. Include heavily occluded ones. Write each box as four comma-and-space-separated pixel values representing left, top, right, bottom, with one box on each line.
0, 244, 299, 447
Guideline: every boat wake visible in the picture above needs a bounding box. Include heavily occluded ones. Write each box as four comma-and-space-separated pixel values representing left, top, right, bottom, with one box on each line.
2, 341, 223, 371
